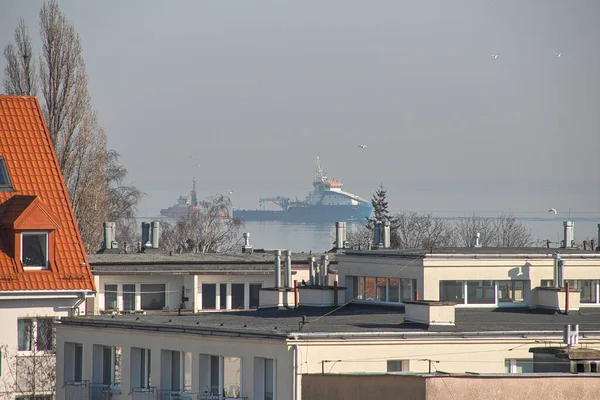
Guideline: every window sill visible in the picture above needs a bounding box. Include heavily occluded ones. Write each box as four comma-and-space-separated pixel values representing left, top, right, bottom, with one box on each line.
16, 350, 55, 356
23, 266, 48, 271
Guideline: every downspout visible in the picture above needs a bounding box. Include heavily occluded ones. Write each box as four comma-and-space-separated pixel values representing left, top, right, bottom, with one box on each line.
293, 344, 300, 400
71, 292, 87, 316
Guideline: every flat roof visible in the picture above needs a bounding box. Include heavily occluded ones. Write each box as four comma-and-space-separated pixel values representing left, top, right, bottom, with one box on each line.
343, 247, 600, 258
59, 305, 600, 340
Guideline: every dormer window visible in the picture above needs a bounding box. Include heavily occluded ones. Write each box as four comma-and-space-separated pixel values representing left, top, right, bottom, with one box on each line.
0, 156, 11, 188
22, 232, 48, 269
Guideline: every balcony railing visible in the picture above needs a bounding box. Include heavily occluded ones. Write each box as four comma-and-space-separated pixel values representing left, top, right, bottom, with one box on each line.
197, 395, 248, 400
64, 380, 91, 400
132, 386, 158, 400
158, 390, 194, 400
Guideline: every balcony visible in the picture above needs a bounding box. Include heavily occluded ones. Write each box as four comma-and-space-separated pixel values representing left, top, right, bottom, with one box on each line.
64, 381, 119, 400
132, 386, 158, 400
158, 390, 194, 400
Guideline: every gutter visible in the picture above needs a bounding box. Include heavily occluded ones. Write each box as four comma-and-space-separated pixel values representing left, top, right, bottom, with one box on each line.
287, 330, 600, 340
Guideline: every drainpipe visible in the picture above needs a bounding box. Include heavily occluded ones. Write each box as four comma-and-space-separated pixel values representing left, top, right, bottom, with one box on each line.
71, 292, 87, 316
293, 344, 300, 400
565, 281, 570, 315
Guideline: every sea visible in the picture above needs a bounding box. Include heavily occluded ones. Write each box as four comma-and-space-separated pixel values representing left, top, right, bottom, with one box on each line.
142, 215, 599, 253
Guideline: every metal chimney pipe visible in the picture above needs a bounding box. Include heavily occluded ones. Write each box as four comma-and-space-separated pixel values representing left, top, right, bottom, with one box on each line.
142, 222, 151, 247
596, 224, 600, 251
373, 221, 382, 248
473, 232, 482, 248
110, 222, 116, 248
382, 221, 391, 248
284, 250, 292, 288
592, 239, 596, 252
335, 222, 347, 249
242, 232, 253, 254
274, 250, 282, 288
103, 222, 112, 250
151, 220, 160, 249
563, 221, 574, 248
314, 260, 321, 286
321, 254, 329, 286
553, 253, 561, 288
309, 256, 316, 285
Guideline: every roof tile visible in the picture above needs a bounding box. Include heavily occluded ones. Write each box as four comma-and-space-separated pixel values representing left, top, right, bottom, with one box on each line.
0, 96, 95, 292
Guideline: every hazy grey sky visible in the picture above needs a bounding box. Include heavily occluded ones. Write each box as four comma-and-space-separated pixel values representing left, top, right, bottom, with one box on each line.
1, 1, 599, 230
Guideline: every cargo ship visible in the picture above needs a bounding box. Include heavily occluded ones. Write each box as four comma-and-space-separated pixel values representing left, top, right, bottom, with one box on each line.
233, 157, 372, 223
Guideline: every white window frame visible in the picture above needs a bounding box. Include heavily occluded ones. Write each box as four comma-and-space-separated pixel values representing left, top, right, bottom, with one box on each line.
17, 317, 55, 354
387, 359, 409, 372
505, 358, 534, 373
21, 231, 49, 270
103, 345, 121, 389
0, 156, 11, 188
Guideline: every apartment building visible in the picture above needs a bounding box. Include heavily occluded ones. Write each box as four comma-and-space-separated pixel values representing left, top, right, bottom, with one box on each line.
0, 96, 96, 399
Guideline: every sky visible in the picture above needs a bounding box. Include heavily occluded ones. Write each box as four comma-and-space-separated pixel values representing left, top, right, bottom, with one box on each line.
1, 1, 599, 237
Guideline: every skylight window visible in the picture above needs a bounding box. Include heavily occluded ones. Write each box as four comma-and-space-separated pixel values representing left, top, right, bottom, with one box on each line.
0, 157, 11, 188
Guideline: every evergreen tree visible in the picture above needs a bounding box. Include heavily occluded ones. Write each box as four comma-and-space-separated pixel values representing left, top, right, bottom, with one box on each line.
370, 184, 394, 223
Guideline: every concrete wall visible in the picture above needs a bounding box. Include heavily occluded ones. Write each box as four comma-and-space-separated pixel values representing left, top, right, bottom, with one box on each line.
303, 374, 600, 400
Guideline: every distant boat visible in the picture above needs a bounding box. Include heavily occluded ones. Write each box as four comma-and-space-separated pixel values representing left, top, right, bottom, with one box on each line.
233, 156, 372, 222
160, 179, 230, 219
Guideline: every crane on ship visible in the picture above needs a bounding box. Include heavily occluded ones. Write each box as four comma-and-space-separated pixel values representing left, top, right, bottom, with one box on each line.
259, 196, 290, 211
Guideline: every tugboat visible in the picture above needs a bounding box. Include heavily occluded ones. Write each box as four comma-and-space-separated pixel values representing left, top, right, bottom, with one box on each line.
233, 156, 372, 222
160, 179, 198, 219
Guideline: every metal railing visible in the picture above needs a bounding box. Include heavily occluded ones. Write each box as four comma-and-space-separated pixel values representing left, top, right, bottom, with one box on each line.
64, 380, 91, 400
132, 386, 158, 400
197, 395, 249, 400
157, 390, 194, 400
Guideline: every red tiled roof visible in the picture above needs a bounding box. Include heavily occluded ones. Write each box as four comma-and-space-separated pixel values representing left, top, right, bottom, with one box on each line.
0, 96, 95, 292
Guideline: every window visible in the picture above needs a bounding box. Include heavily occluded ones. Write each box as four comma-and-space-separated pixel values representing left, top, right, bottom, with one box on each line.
101, 346, 121, 387
400, 279, 415, 302
18, 319, 33, 351
467, 281, 495, 304
355, 276, 365, 300
249, 284, 262, 309
104, 284, 118, 310
140, 284, 165, 310
130, 347, 151, 390
220, 283, 227, 309
64, 342, 83, 383
0, 157, 11, 188
123, 284, 136, 311
21, 233, 48, 268
210, 355, 220, 395
440, 281, 464, 303
36, 318, 54, 351
387, 360, 408, 372
223, 357, 241, 398
498, 281, 528, 303
388, 278, 399, 303
231, 283, 245, 309
505, 359, 533, 373
364, 277, 375, 300
540, 280, 554, 287
566, 280, 598, 304
376, 278, 387, 301
264, 358, 274, 400
202, 283, 217, 310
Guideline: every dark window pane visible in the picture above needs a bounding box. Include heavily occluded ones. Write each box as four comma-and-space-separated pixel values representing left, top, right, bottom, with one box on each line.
123, 285, 136, 311
376, 278, 387, 301
202, 284, 216, 310
388, 278, 399, 302
440, 281, 464, 303
231, 284, 244, 309
466, 281, 495, 304
400, 279, 415, 302
18, 319, 33, 351
22, 234, 47, 267
364, 277, 375, 301
74, 344, 83, 382
105, 284, 118, 310
103, 347, 112, 385
219, 284, 227, 309
579, 280, 597, 303
140, 284, 165, 310
497, 281, 527, 303
249, 284, 262, 309
0, 158, 10, 186
210, 356, 220, 395
36, 318, 55, 351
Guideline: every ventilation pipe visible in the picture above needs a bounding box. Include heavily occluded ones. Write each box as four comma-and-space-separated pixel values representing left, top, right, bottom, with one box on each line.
381, 221, 391, 248
309, 256, 316, 285
274, 250, 282, 288
562, 221, 574, 248
284, 250, 292, 288
242, 232, 253, 254
592, 239, 596, 252
150, 220, 160, 249
110, 223, 117, 248
596, 224, 600, 251
553, 253, 563, 288
473, 232, 482, 248
321, 254, 329, 286
314, 259, 321, 286
141, 222, 151, 247
335, 222, 347, 249
373, 221, 382, 248
103, 222, 113, 250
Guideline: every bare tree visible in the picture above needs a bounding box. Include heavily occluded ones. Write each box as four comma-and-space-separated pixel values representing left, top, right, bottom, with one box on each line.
161, 195, 244, 254
0, 318, 56, 399
454, 214, 533, 247
394, 212, 456, 249
2, 18, 37, 95
345, 223, 373, 250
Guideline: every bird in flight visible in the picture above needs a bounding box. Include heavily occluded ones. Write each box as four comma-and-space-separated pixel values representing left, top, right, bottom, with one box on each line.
548, 208, 558, 215
490, 53, 499, 59
554, 52, 562, 57
357, 144, 367, 149
195, 164, 201, 168
228, 191, 234, 195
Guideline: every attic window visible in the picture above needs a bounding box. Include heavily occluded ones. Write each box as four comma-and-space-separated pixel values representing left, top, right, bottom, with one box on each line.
0, 157, 11, 188
22, 232, 48, 269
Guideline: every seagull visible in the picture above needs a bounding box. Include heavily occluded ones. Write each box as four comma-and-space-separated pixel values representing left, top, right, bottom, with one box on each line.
357, 144, 367, 149
195, 164, 201, 168
189, 155, 196, 159
548, 208, 557, 215
553, 52, 562, 57
490, 53, 499, 59
228, 191, 234, 195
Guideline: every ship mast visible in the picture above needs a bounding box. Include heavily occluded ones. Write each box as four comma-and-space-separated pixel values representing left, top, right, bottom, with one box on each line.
315, 155, 326, 182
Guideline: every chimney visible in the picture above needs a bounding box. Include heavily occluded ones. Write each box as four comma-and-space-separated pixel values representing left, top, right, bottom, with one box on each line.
563, 221, 574, 248
103, 222, 113, 250
242, 232, 253, 254
564, 324, 579, 348
321, 254, 329, 286
309, 256, 316, 285
473, 232, 482, 248
284, 250, 292, 288
335, 222, 347, 249
382, 221, 391, 248
150, 220, 160, 249
141, 222, 151, 248
314, 259, 321, 286
553, 253, 563, 288
592, 239, 596, 252
373, 221, 382, 248
596, 224, 600, 251
274, 250, 282, 288
583, 241, 588, 251
110, 222, 117, 249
